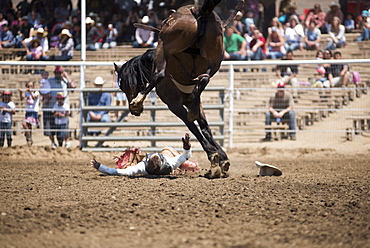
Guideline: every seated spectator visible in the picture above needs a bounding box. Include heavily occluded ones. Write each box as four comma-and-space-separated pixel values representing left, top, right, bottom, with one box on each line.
344, 13, 355, 33
102, 24, 118, 49
300, 20, 321, 51
22, 27, 49, 60
265, 26, 286, 59
248, 29, 266, 60
133, 16, 155, 48
49, 29, 74, 61
263, 82, 296, 141
243, 10, 254, 34
76, 17, 101, 51
313, 67, 327, 87
323, 51, 350, 87
223, 25, 247, 60
232, 11, 245, 36
356, 10, 370, 41
304, 4, 326, 34
0, 13, 8, 32
0, 24, 14, 49
28, 39, 43, 60
87, 76, 111, 136
284, 15, 304, 52
279, 2, 299, 26
325, 16, 346, 50
325, 1, 344, 32
13, 16, 32, 48
275, 51, 299, 97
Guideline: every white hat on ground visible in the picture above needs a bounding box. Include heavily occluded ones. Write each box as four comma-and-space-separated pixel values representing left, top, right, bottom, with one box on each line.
255, 161, 282, 176
94, 76, 105, 85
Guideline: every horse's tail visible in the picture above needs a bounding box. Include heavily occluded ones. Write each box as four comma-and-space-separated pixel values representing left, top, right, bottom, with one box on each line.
200, 0, 222, 18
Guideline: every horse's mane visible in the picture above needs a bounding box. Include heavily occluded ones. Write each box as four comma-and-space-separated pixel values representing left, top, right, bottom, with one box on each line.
118, 49, 156, 93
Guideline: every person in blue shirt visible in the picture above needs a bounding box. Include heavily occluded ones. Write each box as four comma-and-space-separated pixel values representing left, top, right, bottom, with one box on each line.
87, 76, 111, 136
0, 24, 14, 49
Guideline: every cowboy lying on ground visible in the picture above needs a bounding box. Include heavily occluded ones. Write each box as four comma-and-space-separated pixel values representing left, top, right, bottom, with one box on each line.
90, 133, 199, 176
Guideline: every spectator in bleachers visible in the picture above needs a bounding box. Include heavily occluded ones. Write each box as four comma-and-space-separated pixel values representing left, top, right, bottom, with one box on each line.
18, 81, 40, 146
43, 66, 75, 149
304, 4, 326, 34
278, 2, 299, 26
22, 27, 49, 60
28, 38, 43, 60
232, 11, 245, 36
223, 25, 247, 60
0, 13, 9, 32
323, 51, 350, 87
87, 76, 111, 136
300, 20, 321, 51
95, 22, 105, 49
248, 29, 266, 60
102, 24, 118, 49
28, 10, 41, 29
356, 10, 370, 41
0, 91, 15, 147
13, 16, 33, 48
76, 17, 101, 51
344, 13, 355, 33
275, 51, 299, 97
133, 16, 155, 48
16, 0, 31, 17
325, 1, 344, 31
283, 15, 304, 52
325, 16, 346, 50
265, 26, 286, 59
49, 29, 74, 61
263, 82, 296, 141
0, 24, 14, 49
243, 10, 254, 35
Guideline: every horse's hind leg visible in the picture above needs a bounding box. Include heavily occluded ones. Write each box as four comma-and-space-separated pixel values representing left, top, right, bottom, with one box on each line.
187, 71, 211, 122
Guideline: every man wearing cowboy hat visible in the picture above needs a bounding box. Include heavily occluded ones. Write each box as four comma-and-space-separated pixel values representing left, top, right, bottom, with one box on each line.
49, 29, 74, 61
87, 76, 111, 136
325, 1, 344, 30
76, 17, 101, 51
22, 27, 49, 60
133, 16, 155, 48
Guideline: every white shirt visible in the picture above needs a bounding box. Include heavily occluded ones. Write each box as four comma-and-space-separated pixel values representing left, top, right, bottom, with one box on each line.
52, 102, 69, 124
25, 91, 40, 112
284, 24, 304, 42
0, 101, 15, 123
98, 149, 192, 176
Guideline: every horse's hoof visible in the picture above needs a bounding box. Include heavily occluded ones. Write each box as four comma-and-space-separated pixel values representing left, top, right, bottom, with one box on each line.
220, 160, 230, 178
204, 153, 221, 179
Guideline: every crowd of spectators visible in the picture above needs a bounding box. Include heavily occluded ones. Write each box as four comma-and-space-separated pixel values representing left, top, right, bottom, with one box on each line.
0, 0, 369, 61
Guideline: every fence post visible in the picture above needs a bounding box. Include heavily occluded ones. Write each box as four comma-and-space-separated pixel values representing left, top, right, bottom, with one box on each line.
228, 64, 234, 148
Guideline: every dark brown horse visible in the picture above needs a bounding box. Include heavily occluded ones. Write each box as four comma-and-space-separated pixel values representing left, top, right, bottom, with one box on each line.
114, 0, 244, 178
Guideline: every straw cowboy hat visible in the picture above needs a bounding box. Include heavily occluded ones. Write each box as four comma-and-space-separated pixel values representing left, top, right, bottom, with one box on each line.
329, 1, 341, 8
33, 27, 48, 37
141, 16, 150, 24
56, 92, 66, 98
255, 161, 282, 176
30, 38, 41, 46
59, 29, 72, 38
94, 76, 105, 85
86, 17, 95, 25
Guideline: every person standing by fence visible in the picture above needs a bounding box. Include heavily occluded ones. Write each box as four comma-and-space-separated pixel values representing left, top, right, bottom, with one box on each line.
52, 92, 71, 148
0, 91, 15, 147
42, 66, 75, 149
18, 81, 40, 146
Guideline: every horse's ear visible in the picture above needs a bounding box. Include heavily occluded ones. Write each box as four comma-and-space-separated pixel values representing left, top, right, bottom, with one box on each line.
113, 63, 120, 73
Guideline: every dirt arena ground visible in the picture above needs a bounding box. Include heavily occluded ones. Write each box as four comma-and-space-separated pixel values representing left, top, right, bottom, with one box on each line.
1, 140, 369, 248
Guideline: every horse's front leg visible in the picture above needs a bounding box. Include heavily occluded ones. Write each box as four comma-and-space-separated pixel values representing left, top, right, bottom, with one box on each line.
196, 109, 230, 178
187, 70, 211, 122
130, 68, 165, 115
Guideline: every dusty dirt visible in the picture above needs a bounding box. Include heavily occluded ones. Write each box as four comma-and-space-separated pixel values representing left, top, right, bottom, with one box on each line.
1, 144, 370, 248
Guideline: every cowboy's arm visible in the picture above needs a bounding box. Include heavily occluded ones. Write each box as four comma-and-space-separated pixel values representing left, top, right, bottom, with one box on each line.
91, 158, 148, 176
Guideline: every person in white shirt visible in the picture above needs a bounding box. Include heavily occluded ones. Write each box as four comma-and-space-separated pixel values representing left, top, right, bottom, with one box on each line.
18, 81, 40, 146
0, 91, 15, 147
90, 133, 192, 176
284, 15, 304, 52
52, 92, 71, 148
22, 27, 49, 61
325, 16, 346, 50
102, 24, 118, 49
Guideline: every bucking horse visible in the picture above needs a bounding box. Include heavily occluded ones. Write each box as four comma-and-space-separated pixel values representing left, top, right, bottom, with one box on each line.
114, 0, 244, 178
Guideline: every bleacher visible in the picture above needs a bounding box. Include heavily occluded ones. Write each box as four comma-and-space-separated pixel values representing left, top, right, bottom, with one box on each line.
0, 33, 369, 146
